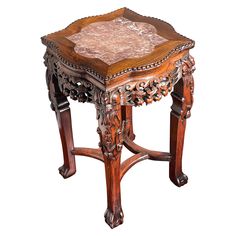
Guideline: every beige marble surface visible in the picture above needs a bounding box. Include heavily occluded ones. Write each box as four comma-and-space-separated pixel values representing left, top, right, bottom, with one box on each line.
67, 17, 168, 65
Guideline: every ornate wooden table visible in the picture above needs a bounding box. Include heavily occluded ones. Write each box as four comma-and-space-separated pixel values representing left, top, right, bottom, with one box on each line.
41, 8, 195, 228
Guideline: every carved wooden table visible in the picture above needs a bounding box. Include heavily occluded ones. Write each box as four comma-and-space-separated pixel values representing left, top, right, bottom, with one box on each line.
41, 8, 195, 228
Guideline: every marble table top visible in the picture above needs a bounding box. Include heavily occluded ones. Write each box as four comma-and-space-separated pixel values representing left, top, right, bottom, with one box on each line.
42, 8, 194, 81
67, 17, 168, 64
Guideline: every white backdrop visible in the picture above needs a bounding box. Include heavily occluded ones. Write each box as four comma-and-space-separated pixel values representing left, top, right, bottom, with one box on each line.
1, 0, 236, 235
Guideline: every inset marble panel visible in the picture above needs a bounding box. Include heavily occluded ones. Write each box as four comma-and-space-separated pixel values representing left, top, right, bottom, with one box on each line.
67, 17, 168, 65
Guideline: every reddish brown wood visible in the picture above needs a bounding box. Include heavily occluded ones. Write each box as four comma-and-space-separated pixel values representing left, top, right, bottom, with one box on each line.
42, 8, 195, 228
121, 106, 135, 141
57, 109, 76, 178
71, 148, 103, 162
96, 92, 124, 228
169, 55, 195, 186
46, 70, 76, 178
120, 153, 149, 180
41, 7, 194, 87
124, 135, 171, 161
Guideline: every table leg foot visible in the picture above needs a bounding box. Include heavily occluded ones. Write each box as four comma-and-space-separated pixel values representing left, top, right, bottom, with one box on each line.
58, 165, 76, 179
104, 208, 124, 229
170, 173, 188, 187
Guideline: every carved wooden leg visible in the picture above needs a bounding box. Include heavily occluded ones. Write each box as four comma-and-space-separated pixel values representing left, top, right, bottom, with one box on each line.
96, 92, 124, 228
46, 70, 76, 178
169, 55, 195, 187
121, 105, 135, 140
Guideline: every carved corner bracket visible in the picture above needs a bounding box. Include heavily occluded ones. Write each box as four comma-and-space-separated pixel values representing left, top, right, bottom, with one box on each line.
171, 54, 195, 120
44, 51, 69, 112
44, 51, 96, 108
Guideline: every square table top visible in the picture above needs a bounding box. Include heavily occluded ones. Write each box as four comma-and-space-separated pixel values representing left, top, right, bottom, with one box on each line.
42, 8, 194, 83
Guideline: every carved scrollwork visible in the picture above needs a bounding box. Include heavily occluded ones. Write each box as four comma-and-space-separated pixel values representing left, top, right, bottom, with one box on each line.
96, 91, 123, 160
57, 72, 94, 103
44, 49, 195, 158
44, 50, 194, 110
124, 77, 173, 106
44, 51, 95, 104
119, 58, 182, 106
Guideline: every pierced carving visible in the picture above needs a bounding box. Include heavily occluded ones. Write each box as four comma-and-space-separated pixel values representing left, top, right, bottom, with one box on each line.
120, 58, 183, 106
57, 72, 94, 103
96, 92, 123, 160
123, 78, 173, 106
42, 9, 195, 228
45, 68, 70, 112
44, 51, 95, 104
44, 51, 195, 113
